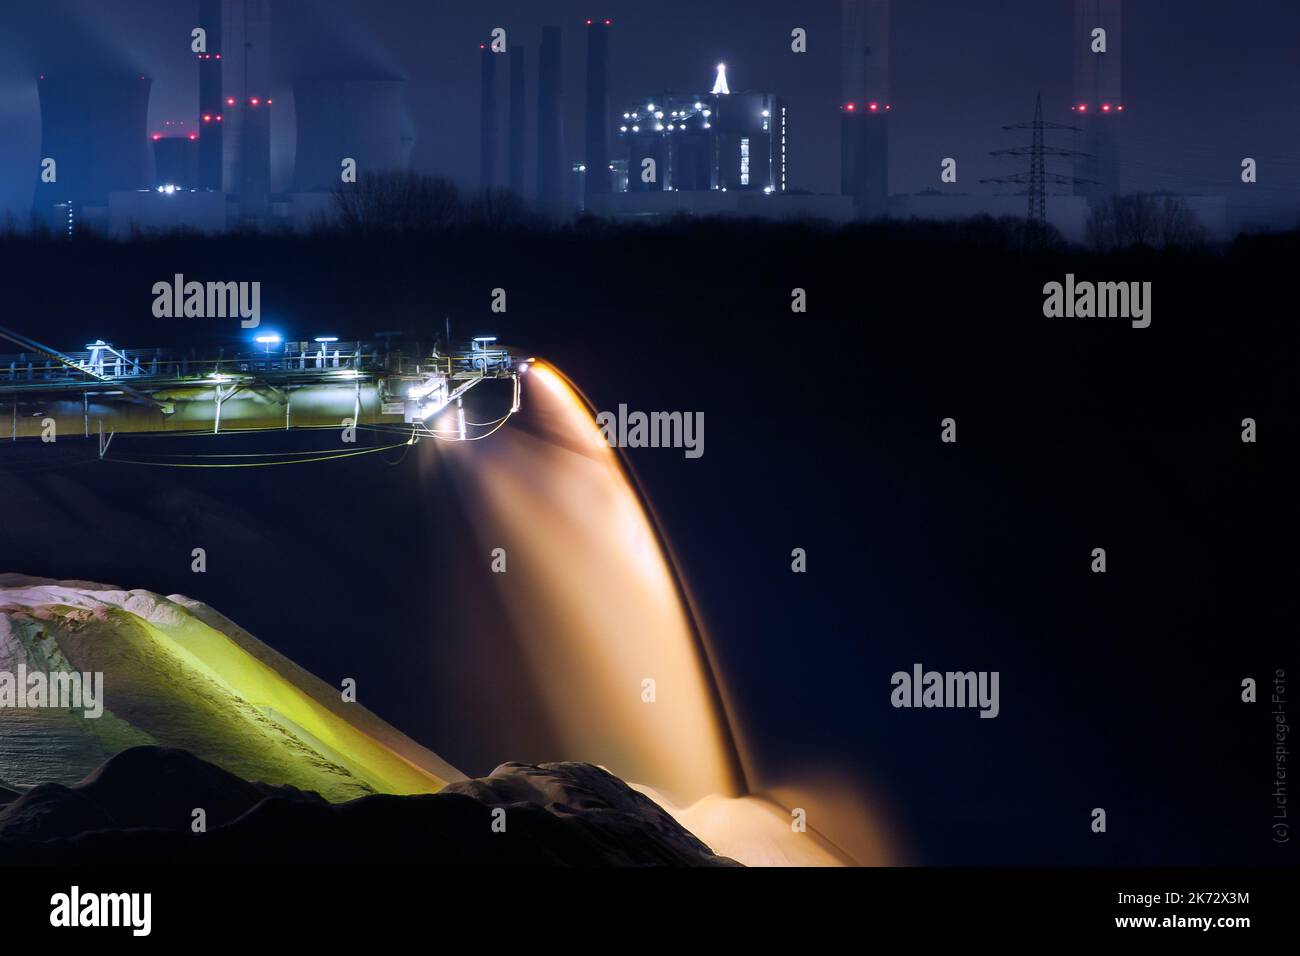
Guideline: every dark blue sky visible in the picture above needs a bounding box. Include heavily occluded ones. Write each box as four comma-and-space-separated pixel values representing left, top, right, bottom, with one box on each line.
1, 0, 1297, 225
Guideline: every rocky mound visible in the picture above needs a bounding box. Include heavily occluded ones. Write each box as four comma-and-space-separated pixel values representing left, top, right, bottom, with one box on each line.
0, 746, 738, 866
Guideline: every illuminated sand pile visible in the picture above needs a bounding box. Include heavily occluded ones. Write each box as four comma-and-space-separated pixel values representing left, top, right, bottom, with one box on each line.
0, 574, 461, 801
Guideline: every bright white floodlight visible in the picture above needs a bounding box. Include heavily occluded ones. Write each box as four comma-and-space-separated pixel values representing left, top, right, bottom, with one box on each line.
711, 63, 730, 95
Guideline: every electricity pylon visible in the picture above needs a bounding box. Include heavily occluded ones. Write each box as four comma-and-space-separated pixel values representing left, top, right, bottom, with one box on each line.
982, 92, 1095, 222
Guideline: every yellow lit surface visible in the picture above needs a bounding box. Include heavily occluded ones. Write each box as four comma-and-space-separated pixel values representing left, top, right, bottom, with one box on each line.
0, 580, 459, 800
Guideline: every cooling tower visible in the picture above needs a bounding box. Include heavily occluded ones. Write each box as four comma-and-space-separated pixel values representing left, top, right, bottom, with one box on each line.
34, 73, 153, 218
536, 26, 564, 211
223, 0, 272, 221
292, 79, 410, 192
509, 46, 526, 195
840, 0, 889, 217
197, 0, 224, 190
1072, 0, 1123, 205
584, 18, 611, 200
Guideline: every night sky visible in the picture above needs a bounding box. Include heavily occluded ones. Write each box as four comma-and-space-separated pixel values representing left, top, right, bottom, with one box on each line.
0, 2, 1296, 872
0, 0, 1297, 225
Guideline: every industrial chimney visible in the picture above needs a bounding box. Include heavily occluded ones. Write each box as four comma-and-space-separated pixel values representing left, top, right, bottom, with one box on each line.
840, 0, 890, 218
480, 43, 498, 190
509, 46, 526, 195
197, 0, 223, 190
222, 0, 272, 222
1072, 0, 1123, 206
584, 18, 611, 203
536, 26, 564, 213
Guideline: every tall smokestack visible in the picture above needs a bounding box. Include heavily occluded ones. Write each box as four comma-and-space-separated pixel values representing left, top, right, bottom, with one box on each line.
840, 0, 890, 218
584, 18, 610, 203
197, 0, 223, 190
223, 0, 272, 222
1072, 0, 1123, 205
509, 46, 526, 195
536, 26, 564, 212
480, 44, 498, 190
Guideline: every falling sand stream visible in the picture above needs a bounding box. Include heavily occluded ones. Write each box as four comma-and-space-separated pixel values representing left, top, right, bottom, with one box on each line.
414, 362, 889, 865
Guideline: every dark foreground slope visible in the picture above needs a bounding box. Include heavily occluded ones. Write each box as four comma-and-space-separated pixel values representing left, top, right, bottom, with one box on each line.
0, 746, 738, 866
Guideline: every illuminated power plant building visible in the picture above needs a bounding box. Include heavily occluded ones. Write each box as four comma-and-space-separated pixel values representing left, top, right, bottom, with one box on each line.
1071, 0, 1123, 206
614, 65, 786, 195
840, 0, 890, 217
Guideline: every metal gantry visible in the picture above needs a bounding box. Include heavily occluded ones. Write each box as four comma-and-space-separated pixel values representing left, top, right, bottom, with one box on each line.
0, 327, 524, 444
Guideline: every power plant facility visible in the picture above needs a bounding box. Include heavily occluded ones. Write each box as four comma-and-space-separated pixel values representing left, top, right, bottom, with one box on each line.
613, 65, 786, 196
19, 2, 1238, 240
32, 0, 415, 238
